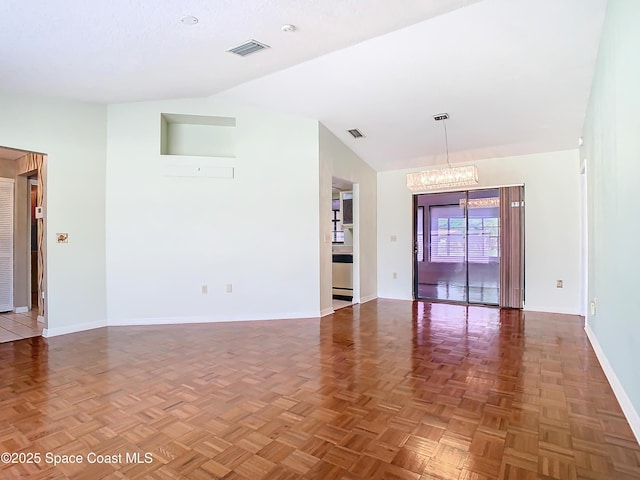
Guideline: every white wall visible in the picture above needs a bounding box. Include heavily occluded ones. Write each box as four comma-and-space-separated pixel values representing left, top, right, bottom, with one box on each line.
581, 0, 640, 441
106, 98, 321, 324
319, 124, 378, 307
0, 90, 107, 335
318, 127, 333, 315
378, 149, 582, 314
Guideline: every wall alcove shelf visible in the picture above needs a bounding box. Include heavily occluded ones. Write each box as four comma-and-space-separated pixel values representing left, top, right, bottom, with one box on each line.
160, 113, 236, 178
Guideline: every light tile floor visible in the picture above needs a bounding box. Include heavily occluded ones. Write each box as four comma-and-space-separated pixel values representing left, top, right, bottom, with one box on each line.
332, 298, 353, 311
0, 309, 42, 343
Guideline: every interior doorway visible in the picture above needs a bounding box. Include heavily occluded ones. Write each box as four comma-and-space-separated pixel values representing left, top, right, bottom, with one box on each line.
29, 179, 39, 308
0, 146, 46, 343
331, 176, 358, 311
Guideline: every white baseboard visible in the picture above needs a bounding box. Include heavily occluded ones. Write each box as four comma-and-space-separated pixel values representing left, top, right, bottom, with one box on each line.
43, 320, 107, 338
109, 316, 212, 327
378, 294, 413, 302
320, 308, 334, 317
523, 305, 581, 315
585, 324, 640, 445
14, 306, 29, 314
108, 312, 322, 327
43, 311, 325, 338
359, 294, 378, 304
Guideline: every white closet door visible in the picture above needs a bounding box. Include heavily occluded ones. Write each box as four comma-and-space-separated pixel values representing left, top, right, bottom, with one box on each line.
0, 179, 14, 312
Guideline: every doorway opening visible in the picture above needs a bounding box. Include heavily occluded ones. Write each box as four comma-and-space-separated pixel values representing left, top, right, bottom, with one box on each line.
29, 179, 39, 308
580, 159, 588, 320
331, 177, 358, 312
413, 186, 524, 308
0, 146, 46, 343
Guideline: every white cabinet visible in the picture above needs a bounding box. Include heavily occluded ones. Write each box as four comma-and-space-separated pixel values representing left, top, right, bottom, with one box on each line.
340, 191, 353, 227
332, 257, 353, 300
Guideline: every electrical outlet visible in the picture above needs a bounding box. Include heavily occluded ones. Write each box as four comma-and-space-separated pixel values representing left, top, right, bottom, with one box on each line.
556, 280, 563, 288
590, 300, 596, 315
201, 285, 208, 294
226, 283, 233, 293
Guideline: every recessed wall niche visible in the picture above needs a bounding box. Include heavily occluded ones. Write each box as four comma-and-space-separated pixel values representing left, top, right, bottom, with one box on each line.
160, 113, 236, 158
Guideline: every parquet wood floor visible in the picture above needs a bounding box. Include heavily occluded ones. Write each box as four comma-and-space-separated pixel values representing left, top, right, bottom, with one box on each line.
1, 299, 639, 479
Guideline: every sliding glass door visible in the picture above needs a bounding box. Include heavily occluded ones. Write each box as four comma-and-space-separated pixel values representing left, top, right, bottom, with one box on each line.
414, 190, 470, 303
413, 188, 503, 306
466, 189, 500, 305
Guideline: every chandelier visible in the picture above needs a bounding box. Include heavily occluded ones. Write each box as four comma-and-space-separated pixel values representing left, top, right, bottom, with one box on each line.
406, 113, 479, 192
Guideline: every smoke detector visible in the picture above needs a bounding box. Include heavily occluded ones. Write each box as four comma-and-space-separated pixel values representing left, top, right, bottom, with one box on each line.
180, 15, 199, 25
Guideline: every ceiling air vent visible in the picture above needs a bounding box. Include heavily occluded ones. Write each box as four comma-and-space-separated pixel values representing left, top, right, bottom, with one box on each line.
227, 39, 270, 57
347, 129, 365, 139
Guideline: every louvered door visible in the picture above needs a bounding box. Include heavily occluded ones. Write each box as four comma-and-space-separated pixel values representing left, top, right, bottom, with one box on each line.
0, 178, 14, 312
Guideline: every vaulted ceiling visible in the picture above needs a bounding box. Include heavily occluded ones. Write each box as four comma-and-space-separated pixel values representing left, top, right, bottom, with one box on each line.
0, 0, 607, 170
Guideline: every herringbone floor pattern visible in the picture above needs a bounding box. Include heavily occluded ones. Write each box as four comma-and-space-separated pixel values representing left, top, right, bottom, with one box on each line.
1, 300, 639, 479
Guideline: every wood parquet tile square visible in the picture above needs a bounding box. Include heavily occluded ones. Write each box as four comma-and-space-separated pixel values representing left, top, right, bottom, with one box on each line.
1, 299, 640, 479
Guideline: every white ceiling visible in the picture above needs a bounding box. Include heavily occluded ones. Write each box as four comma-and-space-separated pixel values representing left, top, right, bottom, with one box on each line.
0, 0, 607, 171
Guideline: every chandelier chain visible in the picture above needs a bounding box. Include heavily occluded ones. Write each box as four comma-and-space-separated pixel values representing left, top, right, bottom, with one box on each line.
443, 119, 451, 168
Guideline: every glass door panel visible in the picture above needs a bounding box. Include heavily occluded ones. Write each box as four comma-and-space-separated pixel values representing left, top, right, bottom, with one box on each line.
414, 191, 468, 302
466, 189, 500, 305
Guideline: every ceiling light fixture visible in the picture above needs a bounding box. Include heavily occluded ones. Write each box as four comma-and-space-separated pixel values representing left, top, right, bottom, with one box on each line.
406, 113, 479, 192
180, 15, 199, 25
281, 24, 296, 32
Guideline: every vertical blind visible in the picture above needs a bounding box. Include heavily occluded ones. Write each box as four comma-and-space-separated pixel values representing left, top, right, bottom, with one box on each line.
499, 186, 525, 308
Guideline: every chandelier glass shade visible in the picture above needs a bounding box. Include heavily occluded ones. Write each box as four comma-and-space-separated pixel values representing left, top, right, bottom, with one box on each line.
406, 165, 479, 192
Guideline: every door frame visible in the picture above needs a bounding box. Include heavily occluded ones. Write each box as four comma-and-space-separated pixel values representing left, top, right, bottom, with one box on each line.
412, 184, 524, 307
